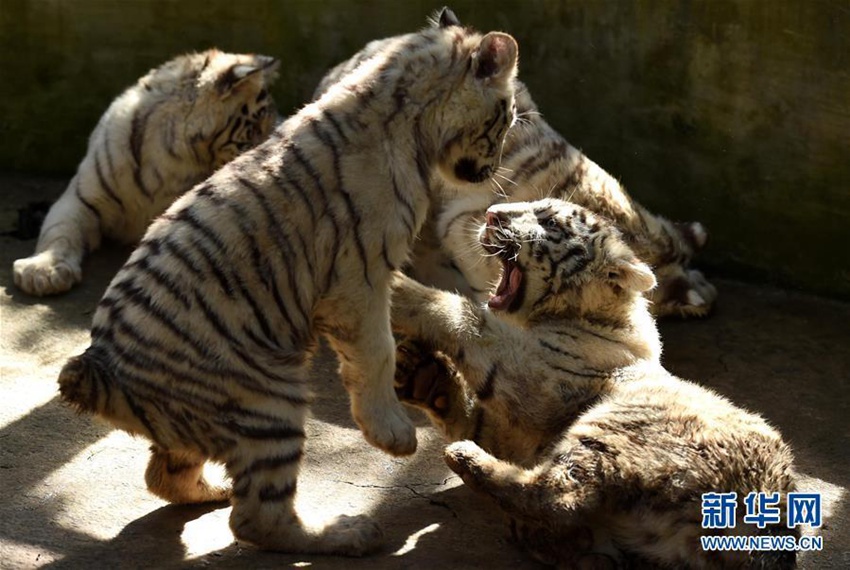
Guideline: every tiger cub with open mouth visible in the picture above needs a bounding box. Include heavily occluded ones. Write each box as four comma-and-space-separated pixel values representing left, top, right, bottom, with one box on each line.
392, 198, 795, 568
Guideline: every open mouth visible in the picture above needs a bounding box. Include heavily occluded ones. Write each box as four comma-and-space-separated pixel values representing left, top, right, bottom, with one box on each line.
481, 222, 524, 312
489, 257, 523, 311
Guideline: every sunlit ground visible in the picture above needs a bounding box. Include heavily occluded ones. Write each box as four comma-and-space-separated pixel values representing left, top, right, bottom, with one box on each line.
2, 207, 849, 568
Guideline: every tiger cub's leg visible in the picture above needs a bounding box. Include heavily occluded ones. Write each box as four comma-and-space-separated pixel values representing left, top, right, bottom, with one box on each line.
145, 445, 230, 504
226, 437, 383, 555
329, 289, 417, 456
13, 176, 102, 296
444, 440, 600, 526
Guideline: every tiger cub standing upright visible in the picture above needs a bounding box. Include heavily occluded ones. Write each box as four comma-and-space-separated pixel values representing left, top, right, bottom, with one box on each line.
317, 11, 716, 318
392, 198, 796, 568
58, 15, 519, 556
13, 49, 279, 296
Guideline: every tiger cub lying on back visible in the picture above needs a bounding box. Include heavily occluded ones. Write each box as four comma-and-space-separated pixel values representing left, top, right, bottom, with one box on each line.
13, 49, 279, 296
59, 20, 518, 555
391, 198, 796, 568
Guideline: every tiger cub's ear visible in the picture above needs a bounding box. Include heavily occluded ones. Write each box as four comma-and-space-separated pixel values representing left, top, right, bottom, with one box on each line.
435, 7, 461, 28
473, 32, 518, 83
217, 56, 279, 98
606, 257, 657, 293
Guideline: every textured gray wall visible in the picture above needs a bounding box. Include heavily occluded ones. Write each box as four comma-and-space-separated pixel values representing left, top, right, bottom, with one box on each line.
1, 1, 848, 298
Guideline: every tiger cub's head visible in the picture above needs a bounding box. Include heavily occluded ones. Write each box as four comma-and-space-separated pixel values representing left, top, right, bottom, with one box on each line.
428, 10, 518, 186
479, 198, 657, 322
148, 49, 280, 169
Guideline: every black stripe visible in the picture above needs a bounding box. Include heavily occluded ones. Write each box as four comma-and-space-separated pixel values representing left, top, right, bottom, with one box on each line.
290, 143, 343, 291
262, 161, 318, 225
130, 105, 157, 198
163, 117, 179, 159
134, 257, 192, 309
187, 235, 235, 298
258, 481, 296, 502
471, 408, 486, 443
227, 422, 306, 440
235, 176, 312, 333
193, 291, 243, 348
119, 385, 159, 440
551, 329, 580, 341
160, 237, 203, 277
75, 181, 103, 223
111, 279, 211, 358
94, 151, 124, 208
323, 109, 350, 145
548, 362, 608, 379
107, 310, 308, 407
310, 119, 372, 288
573, 325, 621, 345
194, 291, 307, 387
476, 363, 498, 400
381, 238, 395, 271
538, 338, 581, 360
198, 187, 284, 348
413, 116, 433, 197
206, 113, 238, 160
439, 208, 478, 241
87, 363, 100, 411
234, 450, 304, 481
174, 205, 228, 252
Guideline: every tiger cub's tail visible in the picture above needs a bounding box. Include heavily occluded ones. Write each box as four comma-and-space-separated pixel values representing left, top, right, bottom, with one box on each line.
58, 351, 149, 436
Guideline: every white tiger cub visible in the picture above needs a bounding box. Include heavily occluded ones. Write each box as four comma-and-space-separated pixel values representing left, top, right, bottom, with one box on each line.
13, 49, 279, 296
58, 19, 518, 555
318, 9, 717, 319
391, 199, 796, 568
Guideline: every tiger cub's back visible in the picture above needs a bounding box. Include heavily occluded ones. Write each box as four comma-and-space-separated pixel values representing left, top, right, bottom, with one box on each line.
13, 49, 279, 296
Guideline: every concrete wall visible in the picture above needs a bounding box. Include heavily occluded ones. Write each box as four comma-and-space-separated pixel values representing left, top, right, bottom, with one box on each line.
1, 1, 848, 298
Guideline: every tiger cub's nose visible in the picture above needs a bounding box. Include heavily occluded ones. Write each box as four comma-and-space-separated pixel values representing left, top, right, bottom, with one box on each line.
485, 211, 507, 229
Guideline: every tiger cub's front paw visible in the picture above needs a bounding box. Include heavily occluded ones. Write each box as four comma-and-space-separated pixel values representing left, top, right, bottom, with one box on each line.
355, 401, 418, 457
13, 252, 82, 296
394, 339, 454, 417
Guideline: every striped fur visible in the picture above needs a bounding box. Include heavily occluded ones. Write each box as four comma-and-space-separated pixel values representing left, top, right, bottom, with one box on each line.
316, 11, 717, 319
13, 49, 279, 296
392, 198, 796, 568
415, 80, 718, 320
58, 19, 518, 556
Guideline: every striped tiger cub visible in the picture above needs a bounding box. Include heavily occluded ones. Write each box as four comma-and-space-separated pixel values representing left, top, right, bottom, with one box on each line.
420, 79, 718, 319
57, 15, 519, 556
392, 198, 796, 568
334, 12, 713, 318
13, 49, 279, 296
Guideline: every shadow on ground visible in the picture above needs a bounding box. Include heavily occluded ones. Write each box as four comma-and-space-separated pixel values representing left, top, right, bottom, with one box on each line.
1, 174, 847, 568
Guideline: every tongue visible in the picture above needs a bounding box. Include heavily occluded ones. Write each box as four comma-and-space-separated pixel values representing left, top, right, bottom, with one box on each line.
488, 263, 522, 311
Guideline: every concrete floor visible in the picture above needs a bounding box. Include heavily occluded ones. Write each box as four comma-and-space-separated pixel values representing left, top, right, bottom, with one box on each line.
1, 174, 848, 569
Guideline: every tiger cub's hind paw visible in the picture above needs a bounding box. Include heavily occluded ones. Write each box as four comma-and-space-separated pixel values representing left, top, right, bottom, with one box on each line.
319, 514, 384, 556
232, 511, 384, 556
652, 268, 718, 319
13, 252, 81, 296
674, 221, 709, 252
